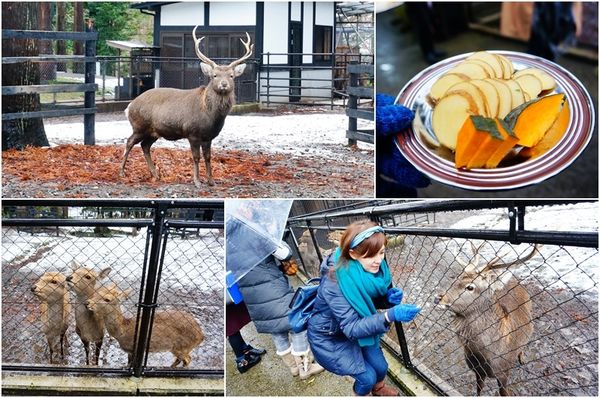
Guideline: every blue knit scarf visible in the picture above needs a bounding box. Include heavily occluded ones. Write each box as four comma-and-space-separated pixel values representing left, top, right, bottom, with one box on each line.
334, 247, 391, 347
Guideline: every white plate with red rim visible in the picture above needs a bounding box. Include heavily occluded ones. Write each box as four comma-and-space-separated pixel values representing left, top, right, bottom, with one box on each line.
394, 50, 595, 191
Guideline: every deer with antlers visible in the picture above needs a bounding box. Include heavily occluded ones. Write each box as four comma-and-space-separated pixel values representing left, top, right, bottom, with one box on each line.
120, 27, 253, 187
434, 243, 538, 396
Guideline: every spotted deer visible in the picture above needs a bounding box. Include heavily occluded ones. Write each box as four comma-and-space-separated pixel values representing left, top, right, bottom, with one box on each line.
434, 243, 538, 396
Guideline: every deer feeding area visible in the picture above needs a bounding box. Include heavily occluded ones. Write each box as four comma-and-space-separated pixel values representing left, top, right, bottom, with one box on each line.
1, 225, 224, 371
383, 202, 598, 396
1, 109, 374, 198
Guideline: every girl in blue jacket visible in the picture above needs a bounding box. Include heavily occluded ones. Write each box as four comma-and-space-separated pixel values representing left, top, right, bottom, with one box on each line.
307, 220, 421, 396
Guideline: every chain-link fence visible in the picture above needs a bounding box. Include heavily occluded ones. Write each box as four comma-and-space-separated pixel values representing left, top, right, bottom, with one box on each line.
2, 200, 224, 378
286, 200, 598, 396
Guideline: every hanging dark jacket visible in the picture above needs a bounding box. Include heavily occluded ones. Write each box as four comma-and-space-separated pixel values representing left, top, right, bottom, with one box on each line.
307, 255, 391, 375
237, 253, 294, 334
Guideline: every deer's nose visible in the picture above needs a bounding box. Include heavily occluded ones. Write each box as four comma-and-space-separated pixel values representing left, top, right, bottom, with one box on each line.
30, 286, 36, 292
434, 294, 442, 305
66, 275, 72, 282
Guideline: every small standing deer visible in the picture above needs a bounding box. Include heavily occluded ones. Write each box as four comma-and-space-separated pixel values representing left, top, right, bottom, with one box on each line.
31, 272, 70, 364
120, 26, 253, 187
86, 285, 204, 367
434, 244, 538, 396
66, 262, 111, 365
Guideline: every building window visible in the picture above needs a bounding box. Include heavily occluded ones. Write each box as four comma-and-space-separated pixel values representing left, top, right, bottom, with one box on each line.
314, 25, 332, 64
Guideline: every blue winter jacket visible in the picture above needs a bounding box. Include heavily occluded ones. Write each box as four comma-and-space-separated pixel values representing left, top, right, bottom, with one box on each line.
307, 255, 391, 376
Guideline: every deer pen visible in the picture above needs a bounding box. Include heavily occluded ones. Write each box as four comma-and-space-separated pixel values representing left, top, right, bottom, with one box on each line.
285, 200, 598, 396
1, 200, 224, 394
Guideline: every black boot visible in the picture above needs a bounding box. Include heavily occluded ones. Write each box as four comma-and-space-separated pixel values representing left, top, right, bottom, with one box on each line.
244, 345, 266, 356
236, 353, 261, 373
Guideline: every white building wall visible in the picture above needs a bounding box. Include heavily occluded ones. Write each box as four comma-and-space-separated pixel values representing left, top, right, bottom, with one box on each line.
315, 2, 334, 26
290, 2, 301, 21
263, 2, 289, 64
210, 2, 256, 26
161, 2, 205, 26
258, 69, 332, 104
303, 2, 314, 63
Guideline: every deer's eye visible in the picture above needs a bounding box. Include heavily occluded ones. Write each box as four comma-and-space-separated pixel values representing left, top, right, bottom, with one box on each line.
466, 284, 475, 291
104, 298, 110, 303
213, 74, 217, 78
85, 275, 91, 280
230, 74, 234, 78
50, 280, 57, 284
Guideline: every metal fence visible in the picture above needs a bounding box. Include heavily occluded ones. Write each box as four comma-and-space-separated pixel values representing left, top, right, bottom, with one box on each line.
1, 200, 224, 378
286, 200, 598, 396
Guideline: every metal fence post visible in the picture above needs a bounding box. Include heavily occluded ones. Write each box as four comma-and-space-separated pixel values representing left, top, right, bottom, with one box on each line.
348, 61, 358, 146
132, 203, 167, 377
84, 21, 96, 145
266, 52, 270, 107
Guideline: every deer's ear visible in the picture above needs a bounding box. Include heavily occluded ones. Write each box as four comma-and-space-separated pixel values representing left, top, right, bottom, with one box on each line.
200, 62, 213, 76
234, 63, 246, 77
70, 260, 81, 271
98, 267, 111, 280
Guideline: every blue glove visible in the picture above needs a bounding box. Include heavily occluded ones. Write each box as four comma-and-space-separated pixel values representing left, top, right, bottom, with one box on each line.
386, 303, 421, 323
386, 287, 403, 305
376, 94, 430, 197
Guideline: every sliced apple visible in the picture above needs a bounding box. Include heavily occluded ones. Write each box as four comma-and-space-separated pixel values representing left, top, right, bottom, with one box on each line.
495, 54, 515, 78
467, 59, 496, 78
485, 79, 512, 118
446, 81, 490, 116
429, 73, 469, 103
432, 91, 478, 151
470, 79, 500, 118
515, 74, 543, 99
503, 79, 526, 108
447, 61, 489, 79
467, 51, 503, 78
513, 68, 556, 91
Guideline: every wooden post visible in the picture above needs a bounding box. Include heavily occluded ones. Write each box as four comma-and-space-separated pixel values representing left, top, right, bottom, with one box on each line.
84, 19, 96, 145
347, 61, 358, 146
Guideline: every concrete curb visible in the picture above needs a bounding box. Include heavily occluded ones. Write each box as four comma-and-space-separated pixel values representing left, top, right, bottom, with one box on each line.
2, 374, 224, 396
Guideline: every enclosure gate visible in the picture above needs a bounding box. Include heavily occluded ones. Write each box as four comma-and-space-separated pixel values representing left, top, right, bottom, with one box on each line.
2, 28, 98, 144
2, 200, 224, 379
346, 62, 374, 145
286, 200, 598, 396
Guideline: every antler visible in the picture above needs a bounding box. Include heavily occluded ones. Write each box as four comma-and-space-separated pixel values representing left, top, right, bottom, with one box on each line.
483, 244, 539, 272
228, 32, 254, 68
192, 25, 217, 68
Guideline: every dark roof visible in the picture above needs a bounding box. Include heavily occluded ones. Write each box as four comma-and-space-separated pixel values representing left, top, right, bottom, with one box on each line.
130, 2, 177, 10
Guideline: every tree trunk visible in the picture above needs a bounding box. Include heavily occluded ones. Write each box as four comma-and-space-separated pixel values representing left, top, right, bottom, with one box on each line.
1, 2, 49, 150
73, 2, 84, 73
56, 2, 66, 71
38, 2, 55, 81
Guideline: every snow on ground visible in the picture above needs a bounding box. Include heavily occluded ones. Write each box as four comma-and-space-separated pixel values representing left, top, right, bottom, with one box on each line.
447, 202, 598, 296
44, 112, 374, 159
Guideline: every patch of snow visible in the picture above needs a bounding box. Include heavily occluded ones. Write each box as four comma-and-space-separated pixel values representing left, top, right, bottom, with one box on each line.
448, 203, 598, 298
43, 112, 374, 159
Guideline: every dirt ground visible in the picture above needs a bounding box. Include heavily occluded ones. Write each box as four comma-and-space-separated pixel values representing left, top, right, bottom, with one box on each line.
2, 109, 374, 198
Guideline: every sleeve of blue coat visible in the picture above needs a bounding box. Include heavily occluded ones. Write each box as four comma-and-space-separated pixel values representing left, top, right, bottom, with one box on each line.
322, 281, 389, 341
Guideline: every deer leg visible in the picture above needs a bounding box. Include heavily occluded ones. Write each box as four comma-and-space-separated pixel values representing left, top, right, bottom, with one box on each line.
475, 373, 485, 396
141, 137, 159, 180
120, 133, 144, 177
201, 142, 214, 186
497, 376, 511, 396
83, 340, 90, 365
171, 357, 182, 368
190, 144, 202, 188
48, 338, 55, 364
94, 340, 102, 366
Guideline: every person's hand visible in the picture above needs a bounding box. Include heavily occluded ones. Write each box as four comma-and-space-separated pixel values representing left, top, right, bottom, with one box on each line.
376, 94, 430, 197
386, 287, 403, 305
281, 259, 298, 276
386, 303, 421, 323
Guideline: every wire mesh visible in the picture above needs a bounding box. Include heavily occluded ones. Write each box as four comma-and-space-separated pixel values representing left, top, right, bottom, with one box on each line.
2, 204, 224, 373
286, 202, 598, 396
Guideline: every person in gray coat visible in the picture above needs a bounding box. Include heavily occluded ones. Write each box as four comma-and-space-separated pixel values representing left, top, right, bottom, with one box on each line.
236, 240, 324, 379
307, 220, 421, 396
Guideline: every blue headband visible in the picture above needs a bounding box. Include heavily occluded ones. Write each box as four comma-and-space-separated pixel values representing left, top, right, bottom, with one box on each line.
350, 226, 384, 249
